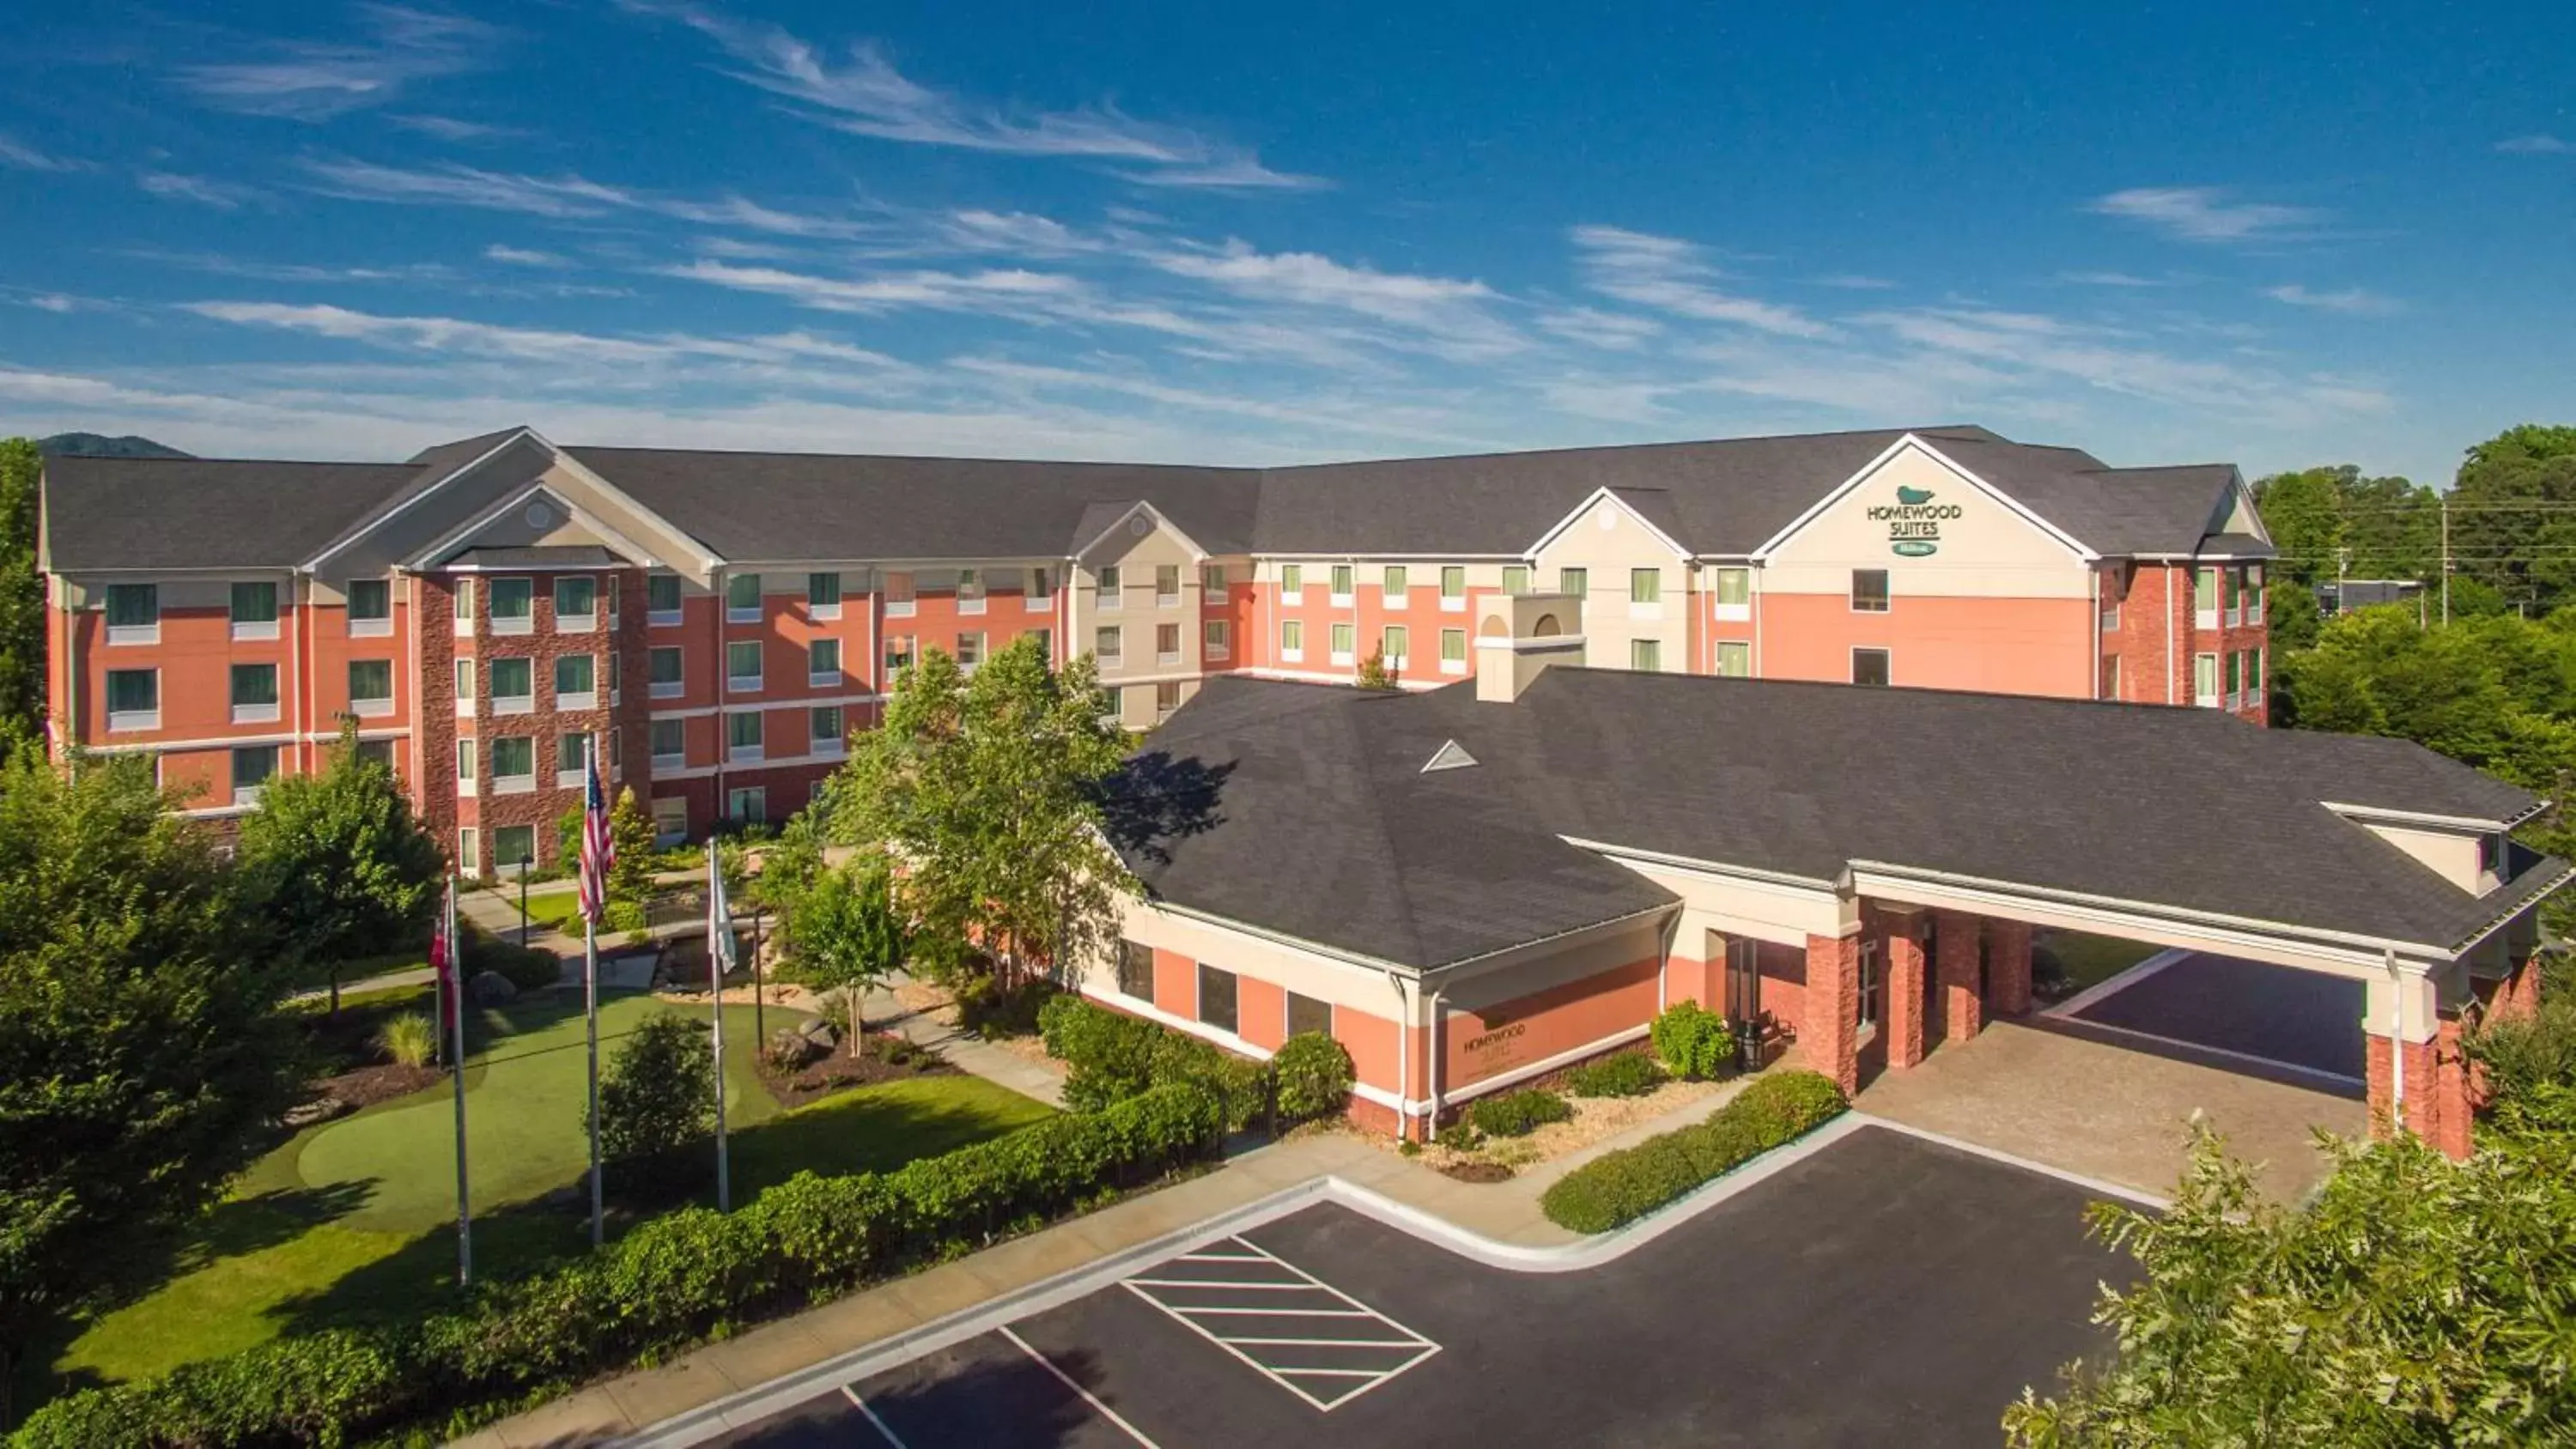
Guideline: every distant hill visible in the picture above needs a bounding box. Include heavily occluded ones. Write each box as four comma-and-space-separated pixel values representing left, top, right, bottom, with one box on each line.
38, 433, 191, 459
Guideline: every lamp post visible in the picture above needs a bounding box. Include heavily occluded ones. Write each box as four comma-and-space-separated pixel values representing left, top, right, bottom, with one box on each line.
519, 853, 533, 945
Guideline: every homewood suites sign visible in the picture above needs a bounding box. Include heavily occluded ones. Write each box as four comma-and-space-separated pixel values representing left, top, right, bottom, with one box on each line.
1865, 485, 1963, 558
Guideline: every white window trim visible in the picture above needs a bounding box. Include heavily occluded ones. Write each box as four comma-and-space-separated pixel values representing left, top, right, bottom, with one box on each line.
556, 610, 598, 635
108, 708, 160, 733
231, 618, 280, 642
2194, 652, 2221, 707
489, 615, 533, 638
349, 616, 392, 639
351, 694, 395, 718
493, 694, 534, 717
557, 690, 598, 712
1629, 601, 1664, 621
959, 595, 987, 616
810, 602, 843, 621
107, 623, 160, 646
1852, 646, 1891, 686
1204, 625, 1230, 662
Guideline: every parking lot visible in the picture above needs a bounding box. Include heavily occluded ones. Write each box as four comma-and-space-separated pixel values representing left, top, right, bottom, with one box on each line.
708, 1124, 2138, 1448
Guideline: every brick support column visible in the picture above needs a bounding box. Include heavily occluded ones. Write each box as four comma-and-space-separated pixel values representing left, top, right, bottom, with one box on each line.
1988, 918, 2033, 1017
1935, 910, 1983, 1044
2362, 1028, 2445, 1150
1884, 914, 1928, 1070
2432, 1016, 2475, 1160
1806, 931, 1860, 1094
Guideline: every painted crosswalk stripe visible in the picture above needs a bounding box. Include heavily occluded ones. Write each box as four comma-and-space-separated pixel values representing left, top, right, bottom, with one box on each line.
1120, 1234, 1440, 1411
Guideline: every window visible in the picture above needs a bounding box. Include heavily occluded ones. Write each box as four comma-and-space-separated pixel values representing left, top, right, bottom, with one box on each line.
349, 659, 393, 715
1156, 622, 1181, 664
1330, 621, 1356, 664
1715, 640, 1751, 677
726, 573, 762, 622
489, 737, 534, 792
559, 731, 593, 786
1712, 567, 1751, 615
608, 650, 621, 701
1852, 648, 1890, 687
1202, 562, 1227, 598
1095, 565, 1122, 609
1382, 624, 1409, 665
649, 646, 684, 698
554, 575, 597, 628
453, 657, 476, 715
554, 653, 595, 707
1096, 626, 1123, 664
806, 572, 842, 617
2102, 654, 2122, 700
2249, 646, 2265, 702
2246, 564, 2265, 619
1117, 941, 1154, 999
1204, 619, 1230, 660
2099, 597, 2121, 633
1850, 569, 1890, 613
726, 786, 767, 826
1440, 565, 1467, 610
455, 737, 477, 784
488, 577, 533, 634
884, 635, 916, 680
1330, 564, 1354, 603
1144, 564, 1176, 609
452, 577, 474, 633
651, 797, 687, 841
2221, 567, 2240, 626
346, 578, 391, 636
1857, 941, 1882, 1034
105, 583, 159, 644
1197, 963, 1239, 1035
459, 826, 480, 875
1155, 680, 1183, 718
1502, 565, 1531, 596
230, 580, 279, 640
1286, 990, 1332, 1040
1382, 565, 1408, 604
2223, 648, 2242, 707
105, 668, 159, 731
1439, 627, 1467, 674
1629, 567, 1661, 606
1279, 562, 1303, 597
811, 705, 846, 754
2194, 652, 2220, 706
727, 640, 763, 692
727, 709, 762, 761
884, 571, 917, 617
649, 718, 684, 764
1030, 627, 1052, 660
809, 637, 841, 683
231, 662, 279, 723
957, 567, 986, 615
957, 632, 985, 670
493, 823, 536, 873
1630, 639, 1662, 672
231, 745, 277, 804
1028, 567, 1054, 606
2194, 567, 2220, 627
1279, 618, 1304, 662
1558, 567, 1588, 598
489, 656, 533, 712
647, 573, 683, 623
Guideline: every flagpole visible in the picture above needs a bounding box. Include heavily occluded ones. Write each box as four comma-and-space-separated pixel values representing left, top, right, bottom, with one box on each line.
448, 877, 471, 1285
709, 837, 731, 1213
585, 915, 602, 1247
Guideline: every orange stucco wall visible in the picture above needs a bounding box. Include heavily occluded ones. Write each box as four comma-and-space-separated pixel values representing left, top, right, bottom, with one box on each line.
1151, 947, 1197, 1019
1440, 955, 1659, 1092
1236, 975, 1287, 1052
1334, 1004, 1402, 1100
1759, 591, 2093, 695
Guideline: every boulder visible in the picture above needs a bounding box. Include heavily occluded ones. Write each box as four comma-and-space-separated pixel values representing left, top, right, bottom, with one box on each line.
765, 1026, 820, 1071
468, 969, 519, 1006
798, 1016, 841, 1052
284, 1096, 354, 1129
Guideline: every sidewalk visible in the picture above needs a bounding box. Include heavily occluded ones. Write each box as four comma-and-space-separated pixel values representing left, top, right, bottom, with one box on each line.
458, 1074, 1759, 1447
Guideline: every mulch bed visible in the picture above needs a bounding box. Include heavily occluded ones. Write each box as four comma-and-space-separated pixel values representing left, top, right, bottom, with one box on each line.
324, 1062, 443, 1111
756, 1034, 956, 1110
1437, 1160, 1515, 1184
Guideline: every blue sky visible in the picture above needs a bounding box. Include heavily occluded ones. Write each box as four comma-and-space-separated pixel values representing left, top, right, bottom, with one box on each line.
1, 1, 2568, 486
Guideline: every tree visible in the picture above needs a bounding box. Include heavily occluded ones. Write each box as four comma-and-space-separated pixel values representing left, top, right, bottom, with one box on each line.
553, 785, 659, 930
0, 440, 43, 756
0, 751, 303, 1425
2448, 424, 2576, 613
785, 855, 908, 1053
590, 1010, 713, 1191
1354, 650, 1398, 690
234, 724, 446, 1013
819, 636, 1133, 995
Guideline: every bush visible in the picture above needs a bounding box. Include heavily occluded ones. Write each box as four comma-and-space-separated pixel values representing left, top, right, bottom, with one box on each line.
1037, 994, 1275, 1131
1649, 1000, 1735, 1080
462, 928, 562, 993
1467, 1088, 1573, 1138
592, 1012, 714, 1190
957, 974, 1054, 1039
377, 1012, 436, 1068
1272, 1032, 1356, 1121
1540, 1070, 1847, 1234
12, 1084, 1226, 1449
1563, 1050, 1662, 1098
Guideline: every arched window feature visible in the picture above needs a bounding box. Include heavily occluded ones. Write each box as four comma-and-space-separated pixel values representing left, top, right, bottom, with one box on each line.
1531, 614, 1563, 637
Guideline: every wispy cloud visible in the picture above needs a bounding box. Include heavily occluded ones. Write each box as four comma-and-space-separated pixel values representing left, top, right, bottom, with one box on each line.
1571, 225, 1832, 338
301, 156, 878, 238
483, 244, 569, 267
1144, 241, 1522, 359
125, 248, 455, 283
137, 172, 259, 209
623, 1, 1321, 189
950, 357, 1486, 446
177, 3, 500, 120
0, 133, 84, 172
1535, 306, 1662, 351
1814, 274, 1896, 290
2087, 186, 2322, 244
181, 300, 912, 374
2495, 134, 2571, 155
2056, 270, 2172, 288
2263, 283, 2401, 315
386, 112, 519, 142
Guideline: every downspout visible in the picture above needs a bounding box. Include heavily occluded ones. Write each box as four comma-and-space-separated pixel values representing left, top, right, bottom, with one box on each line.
1425, 985, 1447, 1131
2385, 949, 2406, 1134
1384, 969, 1410, 1142
290, 570, 306, 773
710, 566, 726, 824
2164, 565, 2178, 705
404, 574, 422, 798
2089, 567, 2102, 699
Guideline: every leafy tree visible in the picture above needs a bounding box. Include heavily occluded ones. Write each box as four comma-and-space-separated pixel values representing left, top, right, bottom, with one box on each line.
1355, 650, 1398, 690
235, 722, 444, 1012
0, 440, 43, 756
552, 785, 659, 931
819, 636, 1133, 994
783, 855, 908, 1052
0, 751, 302, 1425
590, 1010, 713, 1191
2448, 424, 2576, 613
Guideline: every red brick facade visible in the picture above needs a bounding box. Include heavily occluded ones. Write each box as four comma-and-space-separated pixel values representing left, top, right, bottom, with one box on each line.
1806, 931, 1861, 1094
1935, 908, 1984, 1044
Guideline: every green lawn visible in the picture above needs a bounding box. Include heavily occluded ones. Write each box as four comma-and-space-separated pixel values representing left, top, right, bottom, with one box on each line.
41, 993, 1052, 1399
2038, 930, 2166, 994
509, 884, 585, 934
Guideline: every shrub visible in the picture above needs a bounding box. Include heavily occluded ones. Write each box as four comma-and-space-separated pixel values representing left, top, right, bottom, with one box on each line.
1649, 1000, 1735, 1080
1433, 1120, 1485, 1153
377, 1012, 436, 1068
1037, 994, 1276, 1131
1563, 1050, 1662, 1098
1272, 1032, 1356, 1121
592, 1012, 714, 1190
12, 1084, 1226, 1449
462, 928, 562, 993
1540, 1070, 1846, 1234
1467, 1088, 1573, 1138
957, 974, 1054, 1039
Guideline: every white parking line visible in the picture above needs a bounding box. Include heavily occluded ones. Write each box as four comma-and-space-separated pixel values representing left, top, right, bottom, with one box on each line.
998, 1326, 1164, 1448
840, 1385, 908, 1448
1121, 1235, 1439, 1411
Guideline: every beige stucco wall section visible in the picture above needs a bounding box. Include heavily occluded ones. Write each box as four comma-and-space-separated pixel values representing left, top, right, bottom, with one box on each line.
1589, 852, 1853, 948
2362, 822, 2488, 893
1078, 899, 1410, 1022
56, 574, 288, 610
1434, 916, 1668, 1013
1068, 512, 1210, 726
1764, 443, 2092, 599
1529, 494, 1691, 670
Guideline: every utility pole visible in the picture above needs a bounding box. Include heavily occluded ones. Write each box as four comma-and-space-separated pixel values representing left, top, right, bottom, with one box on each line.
2439, 494, 2451, 627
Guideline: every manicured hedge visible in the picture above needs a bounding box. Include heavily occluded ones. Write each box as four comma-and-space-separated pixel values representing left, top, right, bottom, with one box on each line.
1563, 1050, 1663, 1099
13, 1084, 1224, 1449
1539, 1070, 1846, 1234
1467, 1087, 1573, 1138
1037, 993, 1352, 1131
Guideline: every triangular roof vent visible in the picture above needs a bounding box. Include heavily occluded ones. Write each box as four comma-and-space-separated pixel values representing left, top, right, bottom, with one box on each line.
1421, 739, 1479, 773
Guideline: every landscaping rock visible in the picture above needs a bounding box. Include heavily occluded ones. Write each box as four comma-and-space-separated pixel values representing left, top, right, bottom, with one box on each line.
284, 1095, 354, 1129
468, 970, 519, 1006
798, 1016, 840, 1052
765, 1026, 821, 1070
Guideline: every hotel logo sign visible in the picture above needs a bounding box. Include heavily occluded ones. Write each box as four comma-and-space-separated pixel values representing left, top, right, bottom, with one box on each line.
1867, 485, 1961, 558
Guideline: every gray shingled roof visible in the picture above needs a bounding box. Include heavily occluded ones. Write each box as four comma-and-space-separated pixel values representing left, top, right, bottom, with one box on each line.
41, 456, 420, 572
1117, 671, 2564, 966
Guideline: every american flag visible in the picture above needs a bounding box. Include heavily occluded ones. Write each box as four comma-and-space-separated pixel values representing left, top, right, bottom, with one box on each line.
577, 743, 613, 927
